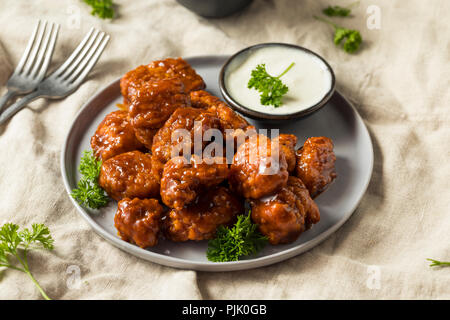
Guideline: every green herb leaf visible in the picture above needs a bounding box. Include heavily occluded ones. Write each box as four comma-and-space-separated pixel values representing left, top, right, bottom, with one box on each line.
71, 150, 109, 209
323, 2, 359, 17
334, 27, 362, 53
82, 0, 115, 19
427, 258, 450, 267
19, 224, 55, 250
0, 223, 21, 254
314, 15, 363, 53
0, 247, 8, 265
247, 62, 294, 108
71, 177, 109, 209
0, 222, 54, 300
79, 150, 103, 181
207, 212, 268, 262
323, 6, 351, 17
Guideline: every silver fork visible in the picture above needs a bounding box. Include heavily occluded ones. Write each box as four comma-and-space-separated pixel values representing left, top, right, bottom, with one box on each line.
0, 20, 59, 113
0, 28, 110, 126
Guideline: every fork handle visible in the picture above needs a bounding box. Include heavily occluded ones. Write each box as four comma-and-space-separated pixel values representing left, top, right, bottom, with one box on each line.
0, 90, 18, 113
0, 91, 42, 126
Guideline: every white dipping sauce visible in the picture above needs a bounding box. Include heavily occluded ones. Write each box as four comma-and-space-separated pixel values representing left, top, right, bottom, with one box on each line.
225, 46, 332, 115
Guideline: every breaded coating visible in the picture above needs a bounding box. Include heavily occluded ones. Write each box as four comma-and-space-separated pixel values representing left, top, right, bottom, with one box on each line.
164, 187, 243, 241
190, 90, 255, 160
273, 134, 297, 173
229, 134, 288, 199
295, 136, 336, 198
128, 78, 190, 149
190, 90, 248, 130
99, 151, 159, 201
160, 156, 228, 209
151, 107, 222, 181
114, 198, 164, 248
120, 57, 206, 106
251, 176, 320, 245
91, 110, 144, 161
293, 177, 321, 228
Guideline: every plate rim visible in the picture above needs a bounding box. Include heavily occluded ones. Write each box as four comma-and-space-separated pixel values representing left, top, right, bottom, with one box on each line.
60, 55, 374, 272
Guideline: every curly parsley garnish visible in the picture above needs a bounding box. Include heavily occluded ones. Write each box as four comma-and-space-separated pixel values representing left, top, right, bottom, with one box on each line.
207, 212, 268, 262
427, 258, 450, 268
247, 62, 295, 108
323, 1, 359, 17
71, 150, 109, 209
0, 223, 54, 300
314, 15, 362, 53
82, 0, 115, 19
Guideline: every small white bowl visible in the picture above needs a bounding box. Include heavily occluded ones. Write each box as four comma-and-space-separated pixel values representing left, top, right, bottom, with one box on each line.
219, 43, 336, 121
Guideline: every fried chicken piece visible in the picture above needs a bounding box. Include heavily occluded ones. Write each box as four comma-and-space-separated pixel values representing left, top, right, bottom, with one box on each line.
114, 198, 164, 248
287, 176, 320, 228
229, 134, 289, 199
151, 107, 222, 181
190, 90, 257, 161
160, 156, 228, 209
90, 110, 144, 161
295, 137, 337, 198
99, 151, 159, 201
164, 187, 243, 242
120, 57, 206, 106
190, 90, 249, 130
273, 134, 297, 173
250, 176, 320, 245
128, 78, 191, 149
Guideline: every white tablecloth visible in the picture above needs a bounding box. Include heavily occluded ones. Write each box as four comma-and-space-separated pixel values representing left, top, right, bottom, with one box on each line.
0, 0, 449, 299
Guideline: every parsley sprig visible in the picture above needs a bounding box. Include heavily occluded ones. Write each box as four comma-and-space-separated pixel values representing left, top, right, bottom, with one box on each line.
207, 212, 268, 262
427, 258, 450, 267
0, 223, 54, 300
82, 0, 115, 19
78, 149, 102, 180
323, 1, 359, 17
314, 15, 362, 53
71, 150, 109, 209
247, 62, 294, 108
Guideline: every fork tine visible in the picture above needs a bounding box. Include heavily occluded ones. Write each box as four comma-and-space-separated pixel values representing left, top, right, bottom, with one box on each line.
60, 29, 100, 81
15, 20, 41, 74
72, 35, 110, 86
34, 23, 59, 81
29, 23, 59, 79
22, 20, 47, 76
66, 32, 106, 84
53, 27, 95, 78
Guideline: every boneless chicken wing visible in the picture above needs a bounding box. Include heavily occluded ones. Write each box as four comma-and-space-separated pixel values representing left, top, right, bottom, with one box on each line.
114, 198, 164, 248
120, 57, 206, 106
98, 151, 159, 201
251, 176, 320, 245
164, 187, 243, 241
151, 107, 221, 181
190, 90, 256, 159
90, 110, 144, 161
229, 134, 289, 199
273, 134, 297, 173
295, 136, 337, 198
160, 156, 229, 209
190, 90, 249, 130
288, 176, 321, 228
128, 78, 191, 149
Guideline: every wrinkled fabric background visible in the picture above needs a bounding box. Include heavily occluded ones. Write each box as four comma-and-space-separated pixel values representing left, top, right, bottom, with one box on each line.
0, 0, 449, 299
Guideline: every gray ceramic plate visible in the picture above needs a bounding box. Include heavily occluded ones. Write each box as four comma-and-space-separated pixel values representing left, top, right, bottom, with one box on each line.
61, 55, 373, 271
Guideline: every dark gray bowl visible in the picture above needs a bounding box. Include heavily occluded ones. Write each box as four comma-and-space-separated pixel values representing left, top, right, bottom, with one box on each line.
219, 43, 336, 121
177, 0, 253, 18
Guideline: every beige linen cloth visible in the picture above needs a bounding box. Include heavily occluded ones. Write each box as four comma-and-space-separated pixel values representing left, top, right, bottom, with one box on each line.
0, 0, 449, 299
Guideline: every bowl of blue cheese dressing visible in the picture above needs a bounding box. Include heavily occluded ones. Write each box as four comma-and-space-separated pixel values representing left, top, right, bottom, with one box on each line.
219, 43, 335, 120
